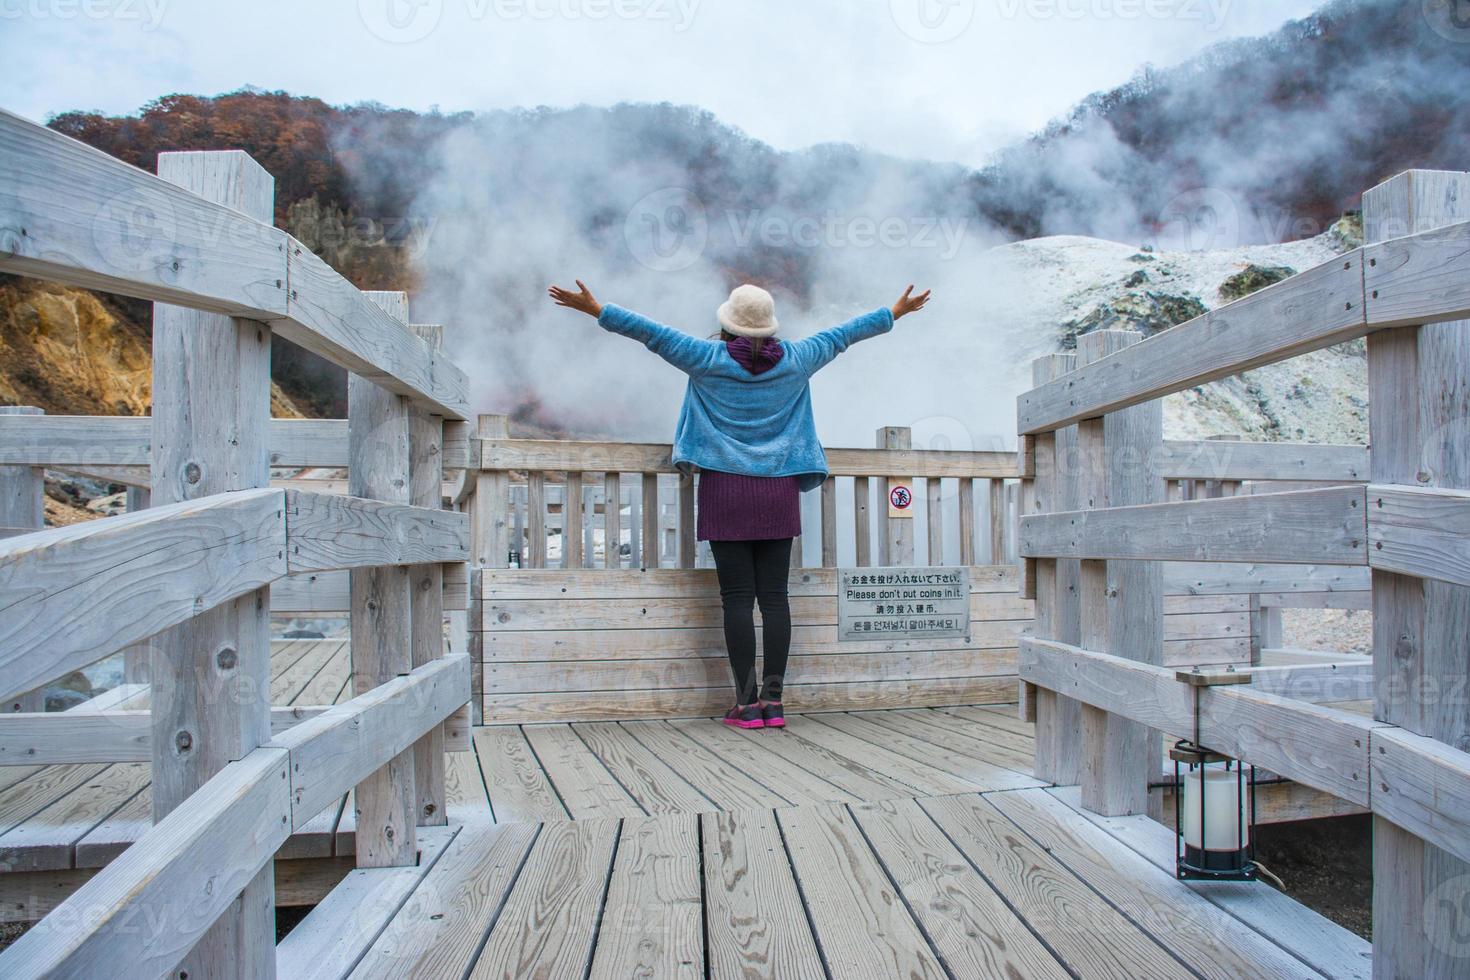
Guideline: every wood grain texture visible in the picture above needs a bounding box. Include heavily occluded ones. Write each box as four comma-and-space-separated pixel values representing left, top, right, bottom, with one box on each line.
349, 821, 539, 980
701, 808, 825, 980
573, 722, 714, 814
1363, 169, 1470, 979
285, 489, 468, 573
348, 304, 418, 869
274, 827, 454, 980
272, 655, 469, 828
1372, 726, 1470, 870
1018, 249, 1366, 434
1159, 439, 1367, 482
1047, 785, 1372, 980
588, 813, 703, 979
284, 241, 467, 418
1020, 636, 1379, 805
0, 489, 285, 702
467, 817, 618, 979
520, 724, 645, 819
850, 797, 1069, 979
1021, 485, 1370, 564
478, 438, 1016, 478
0, 748, 290, 979
0, 109, 287, 319
776, 803, 948, 979
471, 726, 569, 824
921, 792, 1183, 978
1367, 483, 1470, 587
991, 788, 1311, 978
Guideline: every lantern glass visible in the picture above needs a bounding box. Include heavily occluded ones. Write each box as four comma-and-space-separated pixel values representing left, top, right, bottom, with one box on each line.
1172, 740, 1257, 881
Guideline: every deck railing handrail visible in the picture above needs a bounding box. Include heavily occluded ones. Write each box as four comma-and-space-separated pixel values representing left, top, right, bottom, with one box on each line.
0, 126, 473, 976
1016, 168, 1470, 974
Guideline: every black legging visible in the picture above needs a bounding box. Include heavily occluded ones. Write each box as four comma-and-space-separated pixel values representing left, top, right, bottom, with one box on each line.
709, 538, 792, 705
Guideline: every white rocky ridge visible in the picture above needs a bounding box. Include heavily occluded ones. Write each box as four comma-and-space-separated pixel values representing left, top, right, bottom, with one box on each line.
985, 225, 1367, 444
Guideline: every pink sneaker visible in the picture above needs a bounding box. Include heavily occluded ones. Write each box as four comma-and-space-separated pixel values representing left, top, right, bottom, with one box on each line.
722, 704, 765, 729
760, 701, 785, 728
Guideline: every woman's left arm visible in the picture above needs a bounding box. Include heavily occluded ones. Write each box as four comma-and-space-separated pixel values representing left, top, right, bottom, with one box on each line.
549, 280, 716, 375
785, 285, 931, 375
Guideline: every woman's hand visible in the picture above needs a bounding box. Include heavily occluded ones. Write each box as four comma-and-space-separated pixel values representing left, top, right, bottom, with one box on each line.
548, 280, 604, 319
890, 284, 931, 321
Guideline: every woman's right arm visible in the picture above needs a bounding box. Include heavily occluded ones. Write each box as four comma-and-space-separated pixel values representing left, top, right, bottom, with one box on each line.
785, 285, 931, 375
549, 280, 717, 375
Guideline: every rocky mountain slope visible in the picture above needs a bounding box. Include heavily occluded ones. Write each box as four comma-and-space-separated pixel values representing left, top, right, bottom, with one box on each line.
989, 216, 1366, 443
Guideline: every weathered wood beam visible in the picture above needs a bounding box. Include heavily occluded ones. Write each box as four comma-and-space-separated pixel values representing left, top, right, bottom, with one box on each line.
1158, 440, 1368, 483
270, 565, 467, 612
0, 748, 291, 978
1372, 727, 1470, 870
1245, 661, 1374, 702
0, 489, 286, 703
0, 416, 471, 471
1019, 637, 1380, 806
1367, 483, 1470, 588
478, 437, 1018, 479
0, 701, 470, 765
269, 654, 470, 828
1020, 486, 1369, 565
283, 489, 469, 573
1164, 562, 1371, 596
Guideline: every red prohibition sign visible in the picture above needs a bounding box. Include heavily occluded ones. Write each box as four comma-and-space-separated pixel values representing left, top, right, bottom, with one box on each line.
889, 485, 913, 510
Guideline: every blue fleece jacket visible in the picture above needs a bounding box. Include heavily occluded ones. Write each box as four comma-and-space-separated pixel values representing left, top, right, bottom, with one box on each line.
597, 304, 895, 491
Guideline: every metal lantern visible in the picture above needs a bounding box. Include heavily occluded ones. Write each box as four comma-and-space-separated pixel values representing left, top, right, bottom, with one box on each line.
1172, 668, 1258, 882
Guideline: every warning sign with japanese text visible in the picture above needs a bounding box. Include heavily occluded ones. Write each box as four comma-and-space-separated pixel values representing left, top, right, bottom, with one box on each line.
837, 567, 970, 642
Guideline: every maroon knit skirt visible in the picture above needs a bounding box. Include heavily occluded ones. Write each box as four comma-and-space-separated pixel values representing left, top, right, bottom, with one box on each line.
696, 471, 802, 542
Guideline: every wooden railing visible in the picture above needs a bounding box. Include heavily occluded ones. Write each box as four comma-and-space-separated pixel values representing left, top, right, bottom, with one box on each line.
0, 113, 471, 976
1016, 169, 1470, 974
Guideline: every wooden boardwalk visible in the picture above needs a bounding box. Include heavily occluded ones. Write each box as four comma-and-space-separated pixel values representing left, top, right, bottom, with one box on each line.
281, 703, 1369, 980
4, 641, 1372, 978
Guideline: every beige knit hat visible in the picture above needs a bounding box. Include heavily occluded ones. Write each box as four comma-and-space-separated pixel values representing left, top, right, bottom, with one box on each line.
716, 284, 780, 338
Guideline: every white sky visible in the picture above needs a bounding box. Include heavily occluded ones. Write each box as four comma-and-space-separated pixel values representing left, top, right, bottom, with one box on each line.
1, 0, 1324, 165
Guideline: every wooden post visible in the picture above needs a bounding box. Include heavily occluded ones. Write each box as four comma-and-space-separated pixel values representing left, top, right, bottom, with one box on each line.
1363, 170, 1470, 978
1250, 596, 1283, 663
820, 477, 837, 568
352, 290, 417, 868
526, 472, 547, 568
640, 472, 658, 569
853, 476, 872, 567
603, 472, 621, 568
0, 407, 45, 712
149, 150, 276, 977
1076, 330, 1160, 816
1028, 354, 1078, 783
926, 478, 944, 566
678, 473, 696, 568
469, 414, 509, 725
122, 485, 151, 684
958, 478, 976, 567
565, 473, 585, 568
408, 325, 447, 828
989, 479, 1005, 566
878, 426, 914, 566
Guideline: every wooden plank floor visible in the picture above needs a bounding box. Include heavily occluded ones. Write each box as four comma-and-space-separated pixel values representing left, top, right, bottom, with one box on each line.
336, 786, 1368, 980
3, 643, 1372, 977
